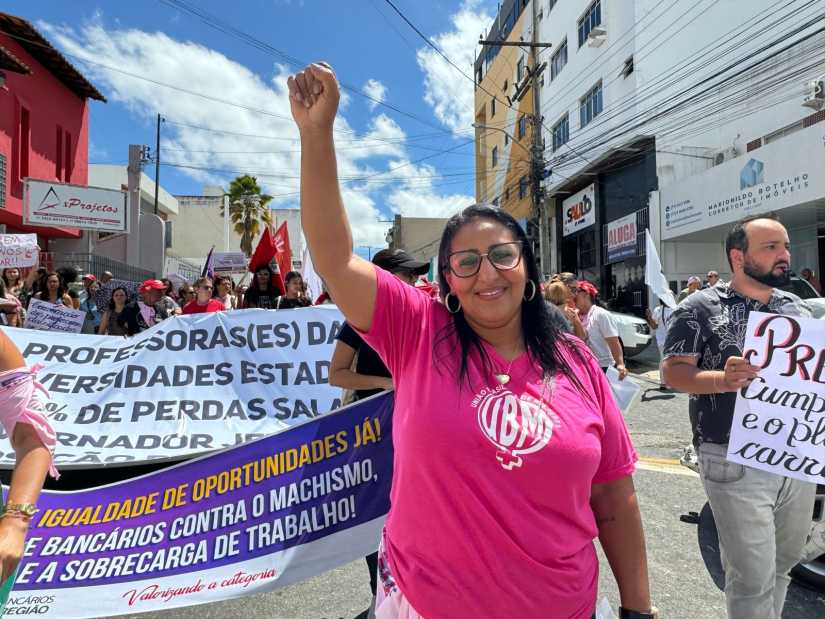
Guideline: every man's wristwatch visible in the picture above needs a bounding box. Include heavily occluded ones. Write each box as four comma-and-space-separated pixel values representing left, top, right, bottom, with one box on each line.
620, 607, 659, 619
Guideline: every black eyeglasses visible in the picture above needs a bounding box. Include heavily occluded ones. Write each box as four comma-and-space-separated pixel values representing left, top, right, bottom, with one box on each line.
447, 241, 523, 278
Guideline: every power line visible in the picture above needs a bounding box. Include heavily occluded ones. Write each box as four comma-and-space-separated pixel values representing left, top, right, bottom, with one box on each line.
381, 0, 520, 115
157, 0, 457, 135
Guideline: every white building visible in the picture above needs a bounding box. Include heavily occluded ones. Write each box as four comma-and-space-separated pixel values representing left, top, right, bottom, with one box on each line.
536, 0, 825, 308
172, 186, 304, 276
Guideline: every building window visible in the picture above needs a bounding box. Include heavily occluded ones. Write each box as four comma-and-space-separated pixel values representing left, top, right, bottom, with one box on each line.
492, 145, 499, 169
504, 186, 510, 201
17, 106, 30, 181
578, 0, 602, 48
621, 56, 634, 78
580, 82, 603, 127
551, 39, 568, 80
55, 126, 63, 180
491, 97, 496, 117
518, 115, 527, 139
517, 56, 525, 82
552, 114, 570, 151
64, 132, 73, 181
503, 79, 508, 92
549, 0, 558, 12
492, 196, 501, 207
518, 176, 528, 200
504, 132, 509, 146
476, 66, 483, 86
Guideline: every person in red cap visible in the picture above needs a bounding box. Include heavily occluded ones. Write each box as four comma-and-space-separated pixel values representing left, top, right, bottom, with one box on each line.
117, 279, 180, 335
574, 280, 627, 379
182, 278, 224, 314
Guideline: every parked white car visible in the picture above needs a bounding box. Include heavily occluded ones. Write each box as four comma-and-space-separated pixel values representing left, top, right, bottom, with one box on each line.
608, 311, 653, 358
780, 276, 825, 318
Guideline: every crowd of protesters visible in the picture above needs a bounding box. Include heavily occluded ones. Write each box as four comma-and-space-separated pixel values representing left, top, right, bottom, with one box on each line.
0, 256, 333, 337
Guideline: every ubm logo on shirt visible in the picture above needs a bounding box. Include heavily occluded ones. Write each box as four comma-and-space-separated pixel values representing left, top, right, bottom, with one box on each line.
473, 385, 555, 470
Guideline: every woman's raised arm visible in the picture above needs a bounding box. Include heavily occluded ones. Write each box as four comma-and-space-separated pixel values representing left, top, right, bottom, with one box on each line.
288, 63, 376, 331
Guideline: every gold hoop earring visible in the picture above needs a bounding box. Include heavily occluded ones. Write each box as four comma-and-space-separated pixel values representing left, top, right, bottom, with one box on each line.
523, 280, 537, 302
445, 292, 462, 314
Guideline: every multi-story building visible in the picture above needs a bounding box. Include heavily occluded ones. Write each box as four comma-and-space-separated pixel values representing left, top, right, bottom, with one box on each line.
0, 12, 105, 249
473, 0, 540, 229
536, 0, 825, 312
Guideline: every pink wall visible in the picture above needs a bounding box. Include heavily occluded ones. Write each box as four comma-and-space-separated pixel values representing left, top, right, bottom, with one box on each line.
0, 33, 88, 239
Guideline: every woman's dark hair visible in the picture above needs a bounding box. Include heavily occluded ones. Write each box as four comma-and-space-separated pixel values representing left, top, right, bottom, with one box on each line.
42, 271, 68, 300
212, 275, 233, 297
108, 286, 129, 312
56, 266, 79, 285
285, 271, 302, 285
0, 277, 7, 298
161, 278, 175, 297
436, 204, 589, 392
246, 265, 277, 304
2, 268, 20, 287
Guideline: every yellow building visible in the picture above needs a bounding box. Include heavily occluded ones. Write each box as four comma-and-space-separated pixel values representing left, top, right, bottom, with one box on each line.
473, 0, 538, 221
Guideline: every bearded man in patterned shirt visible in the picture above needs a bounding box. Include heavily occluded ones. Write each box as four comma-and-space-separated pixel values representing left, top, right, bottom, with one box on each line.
662, 214, 814, 619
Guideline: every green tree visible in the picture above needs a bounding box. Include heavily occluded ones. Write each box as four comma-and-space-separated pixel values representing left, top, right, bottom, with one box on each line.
224, 175, 274, 256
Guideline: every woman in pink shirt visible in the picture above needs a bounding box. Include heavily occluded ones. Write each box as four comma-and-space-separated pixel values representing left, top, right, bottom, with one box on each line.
288, 63, 654, 619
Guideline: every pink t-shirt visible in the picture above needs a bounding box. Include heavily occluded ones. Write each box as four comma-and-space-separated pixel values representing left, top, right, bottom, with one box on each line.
358, 267, 637, 619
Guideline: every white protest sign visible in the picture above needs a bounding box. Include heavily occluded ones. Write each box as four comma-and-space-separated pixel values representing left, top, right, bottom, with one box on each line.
1, 306, 345, 468
727, 312, 825, 484
23, 298, 85, 333
0, 234, 39, 268
213, 251, 248, 273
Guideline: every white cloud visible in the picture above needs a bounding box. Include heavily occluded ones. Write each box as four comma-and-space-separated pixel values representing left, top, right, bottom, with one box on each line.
362, 79, 387, 111
40, 18, 474, 248
416, 0, 493, 133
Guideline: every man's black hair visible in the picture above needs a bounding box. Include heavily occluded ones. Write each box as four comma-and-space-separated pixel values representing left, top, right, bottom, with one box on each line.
724, 212, 781, 270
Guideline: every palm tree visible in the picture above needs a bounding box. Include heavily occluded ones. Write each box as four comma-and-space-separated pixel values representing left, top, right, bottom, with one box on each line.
223, 175, 274, 256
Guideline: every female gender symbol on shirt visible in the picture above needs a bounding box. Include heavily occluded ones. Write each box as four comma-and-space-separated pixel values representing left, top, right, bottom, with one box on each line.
476, 389, 553, 470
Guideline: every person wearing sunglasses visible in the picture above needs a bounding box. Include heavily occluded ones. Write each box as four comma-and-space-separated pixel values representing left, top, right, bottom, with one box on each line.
181, 277, 224, 314
288, 62, 654, 619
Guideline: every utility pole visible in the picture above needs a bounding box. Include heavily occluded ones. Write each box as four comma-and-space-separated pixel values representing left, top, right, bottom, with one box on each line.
153, 113, 162, 216
479, 6, 550, 275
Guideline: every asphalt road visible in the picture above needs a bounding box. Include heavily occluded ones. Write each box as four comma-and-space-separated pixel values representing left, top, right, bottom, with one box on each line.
111, 348, 825, 619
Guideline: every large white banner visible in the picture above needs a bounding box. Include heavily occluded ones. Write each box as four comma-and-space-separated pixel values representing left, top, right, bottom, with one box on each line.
0, 233, 39, 268
23, 180, 128, 233
1, 306, 344, 468
727, 312, 825, 484
23, 299, 85, 333
660, 126, 825, 240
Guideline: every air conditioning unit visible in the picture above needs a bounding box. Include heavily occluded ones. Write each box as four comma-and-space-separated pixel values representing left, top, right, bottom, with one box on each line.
587, 26, 607, 47
802, 77, 825, 111
713, 147, 739, 166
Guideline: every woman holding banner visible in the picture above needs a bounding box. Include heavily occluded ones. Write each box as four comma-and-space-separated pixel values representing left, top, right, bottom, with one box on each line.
288, 64, 654, 619
0, 330, 58, 610
32, 272, 72, 309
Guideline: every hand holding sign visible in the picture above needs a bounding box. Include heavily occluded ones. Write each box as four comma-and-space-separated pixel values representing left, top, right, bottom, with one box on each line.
720, 356, 760, 391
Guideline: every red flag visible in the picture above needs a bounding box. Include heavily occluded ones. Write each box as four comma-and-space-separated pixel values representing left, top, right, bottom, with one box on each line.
248, 227, 285, 295
272, 222, 293, 285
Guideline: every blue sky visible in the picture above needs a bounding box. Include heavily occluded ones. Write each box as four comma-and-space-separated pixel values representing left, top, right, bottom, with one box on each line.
7, 0, 497, 247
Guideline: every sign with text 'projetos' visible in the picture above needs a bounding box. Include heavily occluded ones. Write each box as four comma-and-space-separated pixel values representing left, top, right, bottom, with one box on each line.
1, 306, 345, 468
727, 312, 825, 484
4, 393, 393, 619
23, 180, 128, 233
